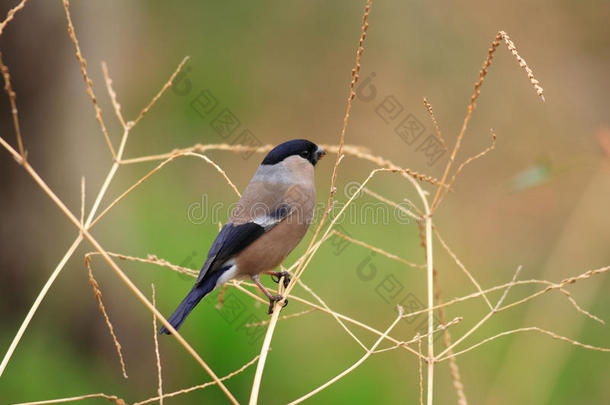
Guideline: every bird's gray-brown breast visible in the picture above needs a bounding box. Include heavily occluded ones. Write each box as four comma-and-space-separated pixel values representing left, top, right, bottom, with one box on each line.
233, 156, 316, 275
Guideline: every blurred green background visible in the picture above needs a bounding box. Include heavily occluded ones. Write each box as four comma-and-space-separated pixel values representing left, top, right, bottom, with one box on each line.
1, 1, 609, 404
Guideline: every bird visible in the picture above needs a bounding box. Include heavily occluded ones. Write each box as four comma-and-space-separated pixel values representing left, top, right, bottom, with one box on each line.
159, 139, 325, 334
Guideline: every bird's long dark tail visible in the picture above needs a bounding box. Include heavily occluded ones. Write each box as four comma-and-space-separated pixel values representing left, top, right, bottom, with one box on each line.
159, 267, 228, 335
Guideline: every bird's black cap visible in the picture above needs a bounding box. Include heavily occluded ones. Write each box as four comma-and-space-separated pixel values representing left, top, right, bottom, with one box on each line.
261, 139, 325, 166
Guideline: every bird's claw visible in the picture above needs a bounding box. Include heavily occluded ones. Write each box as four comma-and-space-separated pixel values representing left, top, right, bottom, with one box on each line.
270, 271, 291, 288
267, 295, 288, 314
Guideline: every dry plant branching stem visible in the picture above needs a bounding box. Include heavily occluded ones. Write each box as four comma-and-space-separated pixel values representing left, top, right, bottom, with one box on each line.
0, 52, 25, 158
62, 0, 116, 159
13, 393, 128, 405
430, 30, 544, 212
0, 137, 238, 403
85, 256, 128, 378
151, 285, 163, 405
287, 307, 404, 405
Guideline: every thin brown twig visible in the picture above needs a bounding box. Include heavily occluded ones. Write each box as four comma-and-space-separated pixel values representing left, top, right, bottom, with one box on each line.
332, 230, 425, 268
362, 187, 422, 220
13, 393, 128, 405
133, 354, 261, 405
418, 335, 424, 405
101, 61, 126, 128
62, 0, 116, 159
0, 52, 25, 158
132, 56, 190, 126
85, 255, 128, 378
435, 129, 497, 208
436, 265, 523, 360
80, 177, 85, 225
433, 225, 493, 310
151, 284, 163, 405
438, 327, 610, 362
245, 308, 317, 327
287, 305, 403, 405
0, 0, 29, 36
433, 270, 468, 405
90, 151, 239, 228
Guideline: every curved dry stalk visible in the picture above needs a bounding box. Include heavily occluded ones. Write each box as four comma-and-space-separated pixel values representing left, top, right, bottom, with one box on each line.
0, 0, 29, 36
85, 255, 128, 378
332, 230, 425, 268
433, 225, 493, 309
287, 307, 404, 405
371, 317, 462, 355
133, 354, 261, 405
438, 327, 610, 362
362, 187, 422, 220
90, 151, 239, 228
436, 265, 523, 360
13, 393, 127, 405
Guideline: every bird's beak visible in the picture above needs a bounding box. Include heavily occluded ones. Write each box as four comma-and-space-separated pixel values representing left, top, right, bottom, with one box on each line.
316, 146, 326, 161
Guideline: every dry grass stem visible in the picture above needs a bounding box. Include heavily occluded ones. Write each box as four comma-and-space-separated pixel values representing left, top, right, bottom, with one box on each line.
287, 306, 403, 405
423, 98, 447, 151
0, 0, 28, 36
133, 355, 261, 405
433, 225, 493, 309
245, 308, 317, 327
436, 266, 523, 360
85, 255, 128, 378
332, 230, 425, 268
433, 270, 468, 405
418, 335, 424, 405
62, 0, 116, 159
132, 56, 190, 126
79, 177, 86, 225
439, 327, 610, 362
362, 187, 422, 220
101, 61, 126, 128
13, 393, 128, 405
151, 284, 163, 405
0, 52, 25, 158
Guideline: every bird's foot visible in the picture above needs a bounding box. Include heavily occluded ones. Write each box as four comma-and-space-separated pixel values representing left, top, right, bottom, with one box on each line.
269, 271, 291, 288
267, 295, 288, 314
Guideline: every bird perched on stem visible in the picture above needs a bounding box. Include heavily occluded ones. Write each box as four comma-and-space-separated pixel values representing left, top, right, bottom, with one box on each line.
160, 139, 325, 334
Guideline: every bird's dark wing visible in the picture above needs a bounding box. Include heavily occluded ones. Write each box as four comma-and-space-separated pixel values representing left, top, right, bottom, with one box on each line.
195, 203, 293, 285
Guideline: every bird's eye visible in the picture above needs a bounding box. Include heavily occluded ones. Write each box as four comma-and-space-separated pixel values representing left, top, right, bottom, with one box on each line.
300, 151, 310, 158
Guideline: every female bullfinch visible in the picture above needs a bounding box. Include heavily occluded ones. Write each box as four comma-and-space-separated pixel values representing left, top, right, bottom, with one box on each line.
160, 139, 325, 334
